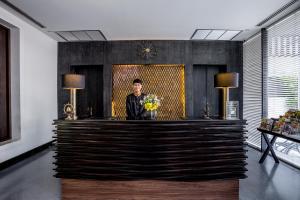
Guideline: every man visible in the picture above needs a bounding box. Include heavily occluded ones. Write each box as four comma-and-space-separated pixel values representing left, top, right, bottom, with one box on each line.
126, 79, 146, 120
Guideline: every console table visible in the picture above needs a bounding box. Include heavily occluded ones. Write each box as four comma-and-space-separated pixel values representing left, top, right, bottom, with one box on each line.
257, 128, 300, 164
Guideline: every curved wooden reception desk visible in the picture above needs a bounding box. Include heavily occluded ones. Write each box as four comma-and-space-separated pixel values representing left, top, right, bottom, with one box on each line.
53, 119, 247, 200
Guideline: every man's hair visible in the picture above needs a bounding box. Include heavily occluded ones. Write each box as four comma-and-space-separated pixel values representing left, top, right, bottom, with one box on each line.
133, 79, 142, 84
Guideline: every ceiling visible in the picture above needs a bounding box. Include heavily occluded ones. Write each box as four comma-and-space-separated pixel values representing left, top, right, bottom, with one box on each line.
2, 0, 299, 41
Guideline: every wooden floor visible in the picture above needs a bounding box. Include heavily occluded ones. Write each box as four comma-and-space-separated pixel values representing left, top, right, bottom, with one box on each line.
62, 178, 238, 200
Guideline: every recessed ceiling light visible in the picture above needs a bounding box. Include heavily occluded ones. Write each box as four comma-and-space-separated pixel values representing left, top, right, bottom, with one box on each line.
191, 29, 211, 40
205, 30, 226, 40
57, 31, 78, 41
218, 30, 241, 40
191, 29, 242, 41
50, 30, 107, 42
71, 31, 91, 41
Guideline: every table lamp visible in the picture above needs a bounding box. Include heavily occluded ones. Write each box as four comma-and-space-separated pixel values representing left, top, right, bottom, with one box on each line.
63, 74, 85, 120
214, 72, 239, 119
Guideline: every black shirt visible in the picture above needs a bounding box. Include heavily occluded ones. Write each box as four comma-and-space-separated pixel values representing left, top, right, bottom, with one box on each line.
126, 93, 146, 120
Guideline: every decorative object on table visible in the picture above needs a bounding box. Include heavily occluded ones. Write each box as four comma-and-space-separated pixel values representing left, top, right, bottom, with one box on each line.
63, 74, 85, 120
259, 118, 274, 131
214, 72, 239, 119
136, 41, 157, 60
203, 102, 211, 119
226, 101, 239, 119
259, 109, 300, 135
63, 103, 74, 120
280, 109, 300, 135
272, 118, 283, 133
259, 118, 282, 133
140, 94, 161, 120
88, 106, 93, 118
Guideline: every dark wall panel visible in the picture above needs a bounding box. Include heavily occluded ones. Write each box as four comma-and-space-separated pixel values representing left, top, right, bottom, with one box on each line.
57, 40, 243, 119
193, 65, 226, 118
57, 42, 105, 118
71, 65, 104, 118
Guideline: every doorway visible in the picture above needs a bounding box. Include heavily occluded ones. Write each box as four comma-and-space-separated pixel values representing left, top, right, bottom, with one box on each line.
70, 65, 104, 118
193, 65, 226, 118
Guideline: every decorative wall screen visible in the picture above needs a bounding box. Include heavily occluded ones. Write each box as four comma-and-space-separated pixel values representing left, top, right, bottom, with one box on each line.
112, 64, 185, 120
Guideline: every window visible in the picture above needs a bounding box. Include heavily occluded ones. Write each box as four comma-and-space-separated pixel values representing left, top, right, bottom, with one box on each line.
0, 24, 10, 142
267, 12, 300, 118
266, 10, 300, 167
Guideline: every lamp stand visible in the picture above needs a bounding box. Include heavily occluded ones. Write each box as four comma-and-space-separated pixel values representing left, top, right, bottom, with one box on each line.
70, 88, 78, 120
222, 87, 229, 119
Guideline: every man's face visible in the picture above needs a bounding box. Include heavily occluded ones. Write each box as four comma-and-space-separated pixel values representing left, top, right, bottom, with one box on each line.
133, 83, 142, 93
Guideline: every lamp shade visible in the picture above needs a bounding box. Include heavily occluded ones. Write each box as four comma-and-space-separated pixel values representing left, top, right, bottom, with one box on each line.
214, 72, 239, 88
63, 74, 85, 89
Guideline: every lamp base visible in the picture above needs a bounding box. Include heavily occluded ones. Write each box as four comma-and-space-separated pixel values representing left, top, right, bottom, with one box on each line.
222, 88, 229, 120
70, 89, 78, 120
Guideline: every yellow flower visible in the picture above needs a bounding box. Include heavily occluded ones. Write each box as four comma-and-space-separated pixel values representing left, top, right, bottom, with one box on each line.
152, 103, 158, 110
145, 103, 153, 111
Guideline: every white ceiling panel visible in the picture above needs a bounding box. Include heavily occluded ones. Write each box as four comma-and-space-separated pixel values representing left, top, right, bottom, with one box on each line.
4, 0, 297, 41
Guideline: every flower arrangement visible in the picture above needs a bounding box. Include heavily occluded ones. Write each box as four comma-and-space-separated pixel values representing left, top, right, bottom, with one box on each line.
140, 94, 161, 111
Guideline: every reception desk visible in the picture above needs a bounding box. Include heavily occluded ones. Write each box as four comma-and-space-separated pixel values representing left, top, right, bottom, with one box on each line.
53, 119, 247, 199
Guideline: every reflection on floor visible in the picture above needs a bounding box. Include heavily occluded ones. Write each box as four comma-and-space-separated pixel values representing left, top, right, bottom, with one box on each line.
274, 138, 300, 167
0, 147, 60, 200
240, 147, 300, 200
0, 146, 299, 200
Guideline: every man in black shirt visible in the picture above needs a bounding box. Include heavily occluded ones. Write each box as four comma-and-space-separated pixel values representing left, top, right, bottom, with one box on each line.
126, 79, 146, 120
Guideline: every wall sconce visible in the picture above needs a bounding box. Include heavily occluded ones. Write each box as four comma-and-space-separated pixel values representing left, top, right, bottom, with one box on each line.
63, 74, 85, 120
214, 72, 239, 119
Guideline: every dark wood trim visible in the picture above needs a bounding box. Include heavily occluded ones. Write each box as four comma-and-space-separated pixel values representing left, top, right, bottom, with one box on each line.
261, 28, 268, 152
5, 23, 10, 141
0, 140, 55, 171
0, 24, 10, 142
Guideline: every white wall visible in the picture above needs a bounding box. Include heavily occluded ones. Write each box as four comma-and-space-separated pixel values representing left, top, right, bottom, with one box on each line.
0, 5, 57, 162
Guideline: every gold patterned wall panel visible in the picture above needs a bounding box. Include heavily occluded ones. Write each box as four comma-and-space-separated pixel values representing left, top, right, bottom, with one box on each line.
112, 64, 185, 120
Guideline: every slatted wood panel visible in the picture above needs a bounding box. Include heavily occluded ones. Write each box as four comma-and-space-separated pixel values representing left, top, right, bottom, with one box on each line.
62, 179, 239, 200
53, 120, 247, 181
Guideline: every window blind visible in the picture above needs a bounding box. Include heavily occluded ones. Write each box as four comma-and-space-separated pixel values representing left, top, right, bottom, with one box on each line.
266, 10, 300, 118
265, 10, 300, 168
243, 34, 262, 149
